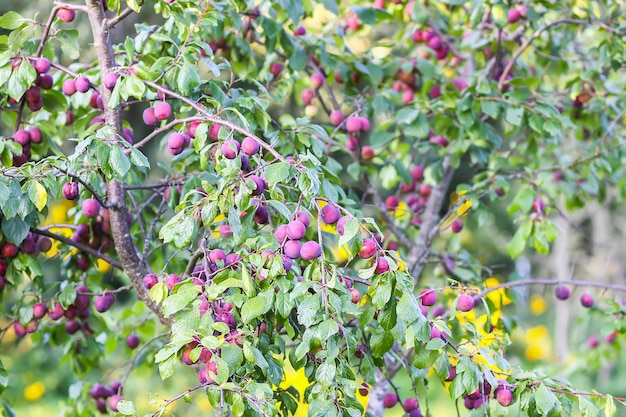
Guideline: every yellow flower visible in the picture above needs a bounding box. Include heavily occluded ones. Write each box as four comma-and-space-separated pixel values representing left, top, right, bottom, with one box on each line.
44, 200, 74, 225
355, 383, 369, 411
524, 325, 548, 343
330, 243, 352, 263
529, 294, 547, 315
524, 325, 552, 362
24, 381, 45, 402
440, 191, 472, 231
280, 364, 309, 417
43, 227, 73, 258
483, 277, 511, 308
389, 201, 411, 223
95, 258, 111, 273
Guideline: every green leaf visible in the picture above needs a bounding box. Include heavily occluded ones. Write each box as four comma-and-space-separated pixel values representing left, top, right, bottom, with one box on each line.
129, 148, 150, 168
150, 282, 168, 304
57, 29, 80, 60
534, 383, 557, 416
297, 294, 320, 327
370, 329, 394, 357
8, 60, 36, 100
425, 338, 445, 350
116, 400, 136, 415
578, 396, 598, 417
241, 295, 272, 323
231, 393, 245, 417
372, 283, 392, 309
507, 187, 535, 214
505, 106, 524, 126
481, 101, 499, 119
108, 145, 131, 177
212, 356, 229, 385
58, 285, 77, 308
265, 161, 292, 184
604, 395, 616, 417
1, 216, 30, 245
315, 361, 336, 388
122, 74, 145, 100
338, 218, 359, 247
158, 354, 176, 380
0, 361, 8, 396
506, 219, 533, 259
396, 108, 420, 124
125, 0, 142, 13
316, 319, 338, 341
162, 292, 192, 317
378, 298, 397, 331
0, 11, 26, 29
159, 211, 196, 248
319, 0, 338, 14
178, 60, 200, 95
243, 342, 269, 374
27, 180, 47, 211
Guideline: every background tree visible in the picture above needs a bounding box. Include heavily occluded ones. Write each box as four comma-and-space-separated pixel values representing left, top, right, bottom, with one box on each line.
0, 0, 625, 416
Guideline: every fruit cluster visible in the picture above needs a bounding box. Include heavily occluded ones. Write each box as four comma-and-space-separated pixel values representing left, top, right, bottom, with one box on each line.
0, 233, 52, 294
89, 381, 123, 414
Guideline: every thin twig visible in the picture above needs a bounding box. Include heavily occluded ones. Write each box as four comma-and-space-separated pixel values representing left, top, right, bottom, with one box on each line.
131, 116, 205, 151
31, 227, 123, 270
407, 156, 455, 282
106, 7, 134, 28
142, 80, 287, 163
36, 7, 59, 57
498, 19, 623, 90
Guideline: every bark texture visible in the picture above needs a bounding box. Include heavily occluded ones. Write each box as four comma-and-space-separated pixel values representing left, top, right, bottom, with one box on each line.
84, 0, 168, 325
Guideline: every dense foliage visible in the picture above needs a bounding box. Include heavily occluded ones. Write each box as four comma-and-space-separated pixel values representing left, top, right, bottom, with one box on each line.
0, 0, 625, 416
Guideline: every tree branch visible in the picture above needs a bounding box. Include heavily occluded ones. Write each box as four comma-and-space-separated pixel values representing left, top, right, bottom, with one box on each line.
84, 0, 168, 325
130, 116, 205, 151
477, 277, 626, 298
407, 157, 455, 282
36, 7, 59, 57
105, 7, 134, 29
498, 18, 622, 91
55, 166, 111, 208
366, 180, 412, 248
141, 80, 287, 163
31, 227, 123, 270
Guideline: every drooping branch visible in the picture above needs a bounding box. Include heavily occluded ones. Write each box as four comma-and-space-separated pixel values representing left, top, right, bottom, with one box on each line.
407, 157, 455, 282
131, 116, 205, 151
31, 227, 123, 270
477, 277, 626, 298
142, 80, 287, 163
84, 0, 168, 325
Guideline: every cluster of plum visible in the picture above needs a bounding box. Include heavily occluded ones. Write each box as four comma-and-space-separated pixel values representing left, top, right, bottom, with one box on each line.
275, 209, 322, 267
0, 234, 52, 294
61, 183, 126, 270
381, 392, 423, 417
464, 379, 514, 410
554, 285, 621, 348
89, 381, 123, 413
143, 271, 243, 386
5, 56, 54, 166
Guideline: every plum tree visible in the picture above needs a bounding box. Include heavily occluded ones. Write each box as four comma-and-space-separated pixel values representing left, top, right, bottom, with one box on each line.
0, 1, 625, 417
